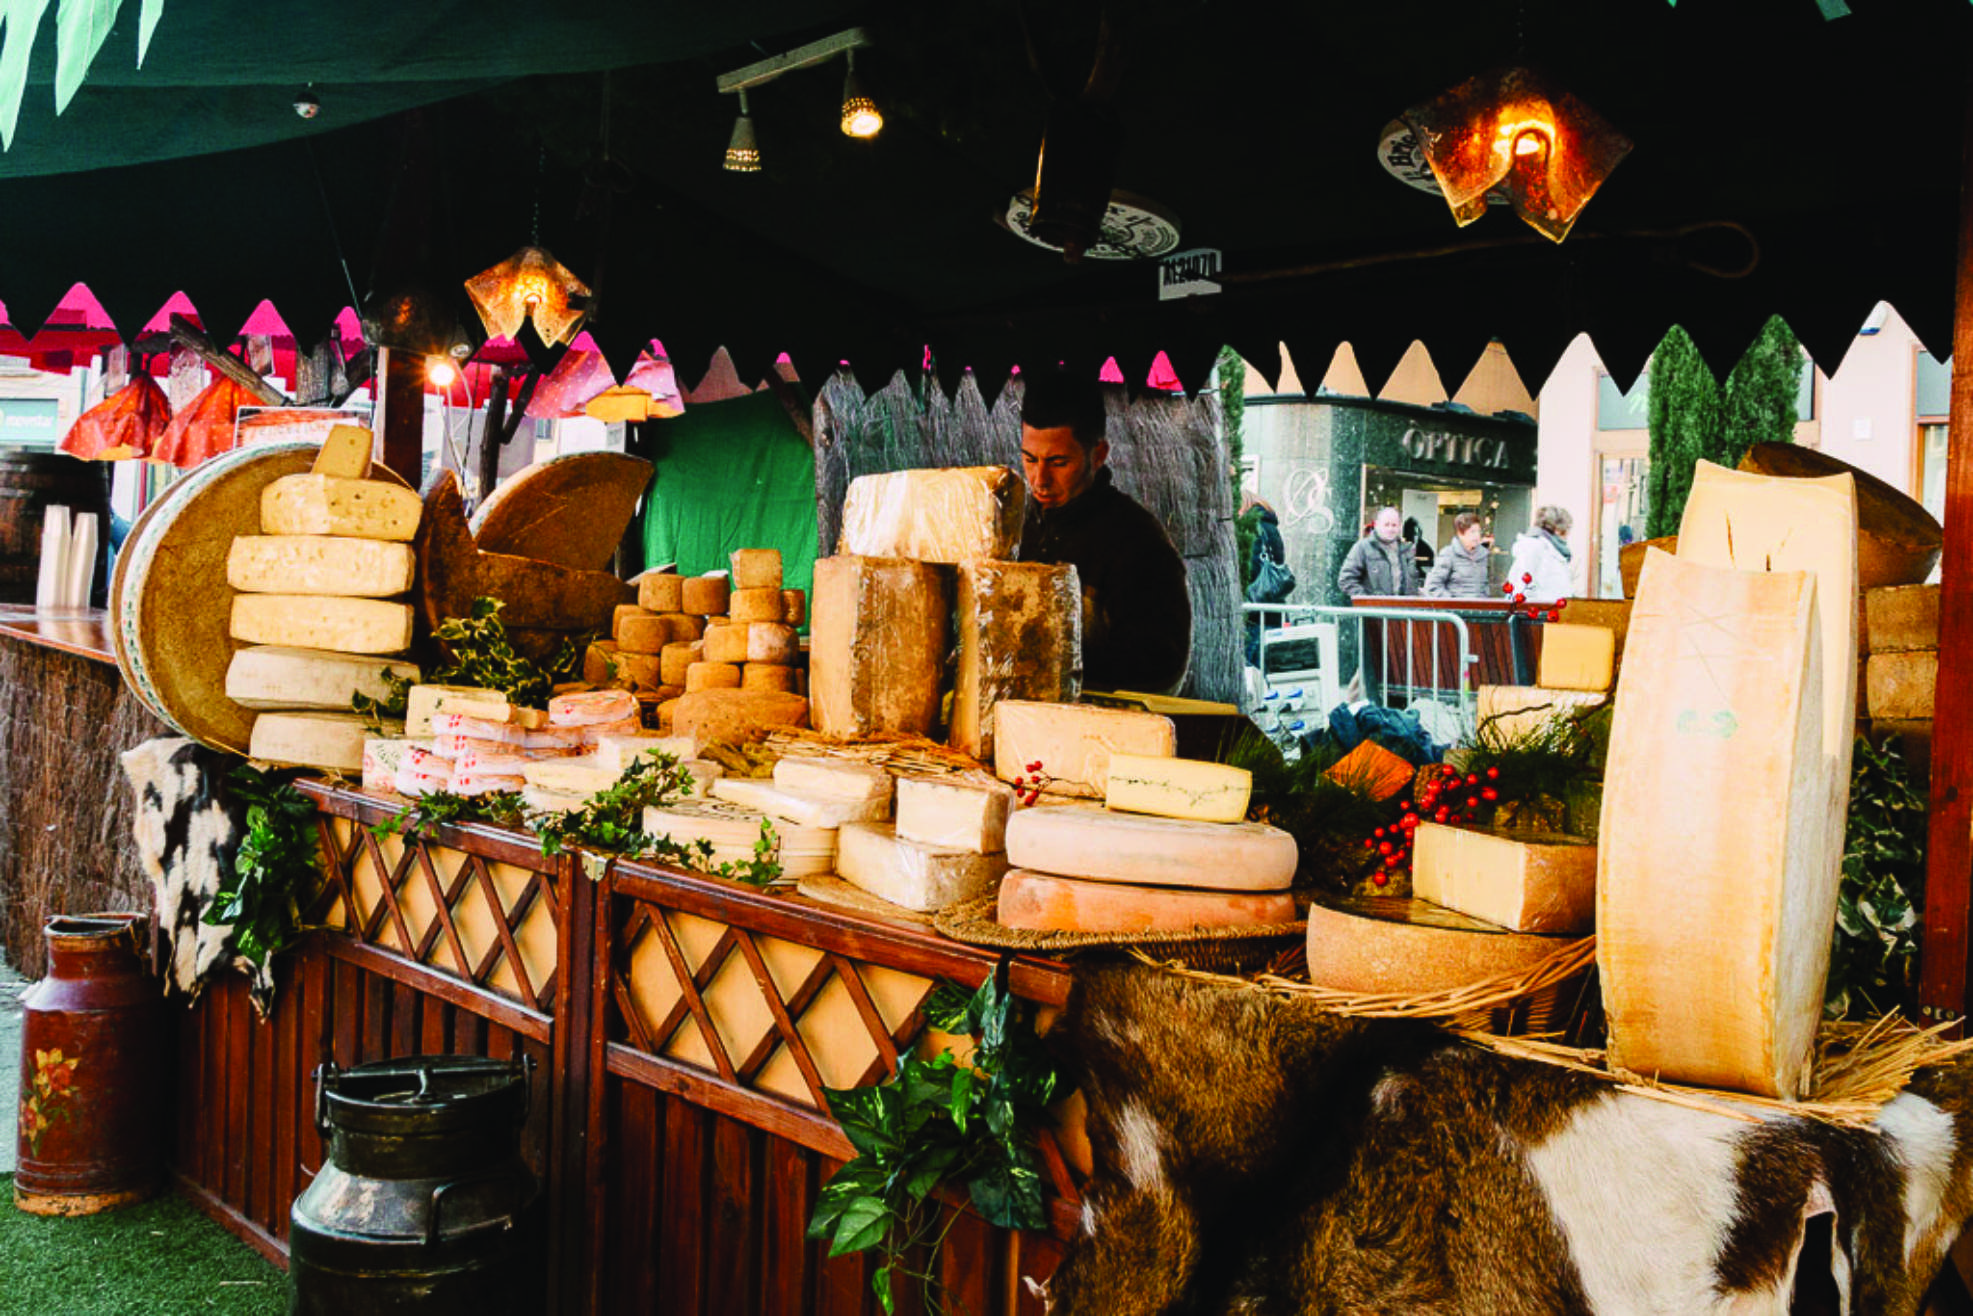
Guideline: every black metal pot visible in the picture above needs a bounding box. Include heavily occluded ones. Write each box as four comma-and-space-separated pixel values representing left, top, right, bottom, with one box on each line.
288, 1055, 543, 1315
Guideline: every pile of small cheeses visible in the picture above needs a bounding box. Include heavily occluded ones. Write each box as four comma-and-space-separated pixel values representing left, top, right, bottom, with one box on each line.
227, 428, 426, 772
587, 548, 808, 733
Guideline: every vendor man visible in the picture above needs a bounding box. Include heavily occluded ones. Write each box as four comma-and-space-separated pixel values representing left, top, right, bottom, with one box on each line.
1016, 370, 1192, 693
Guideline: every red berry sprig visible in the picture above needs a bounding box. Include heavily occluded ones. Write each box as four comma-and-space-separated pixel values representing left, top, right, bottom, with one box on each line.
1007, 760, 1052, 807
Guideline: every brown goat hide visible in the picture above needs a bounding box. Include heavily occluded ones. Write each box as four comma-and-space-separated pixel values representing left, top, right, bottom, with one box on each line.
1038, 960, 1973, 1315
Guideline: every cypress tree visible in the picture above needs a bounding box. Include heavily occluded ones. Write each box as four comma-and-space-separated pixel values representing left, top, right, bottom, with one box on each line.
1719, 315, 1803, 468
1645, 326, 1720, 538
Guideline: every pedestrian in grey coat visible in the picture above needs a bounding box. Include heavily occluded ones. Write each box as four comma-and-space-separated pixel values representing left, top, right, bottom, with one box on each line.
1424, 512, 1495, 599
1337, 506, 1419, 598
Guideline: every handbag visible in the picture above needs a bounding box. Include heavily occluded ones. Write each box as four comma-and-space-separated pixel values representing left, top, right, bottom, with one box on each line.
1247, 545, 1297, 604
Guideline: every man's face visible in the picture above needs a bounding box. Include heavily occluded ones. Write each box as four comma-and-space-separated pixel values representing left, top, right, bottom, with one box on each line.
1374, 509, 1402, 542
1022, 425, 1107, 510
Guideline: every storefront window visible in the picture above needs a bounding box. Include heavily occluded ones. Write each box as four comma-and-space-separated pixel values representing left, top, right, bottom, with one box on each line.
1361, 466, 1531, 590
1920, 423, 1949, 523
1598, 454, 1650, 599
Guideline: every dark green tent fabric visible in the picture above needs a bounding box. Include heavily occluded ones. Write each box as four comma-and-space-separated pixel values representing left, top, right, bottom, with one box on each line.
640, 390, 817, 626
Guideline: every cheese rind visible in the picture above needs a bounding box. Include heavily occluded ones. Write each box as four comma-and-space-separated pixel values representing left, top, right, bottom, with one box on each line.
998, 871, 1296, 934
1866, 650, 1937, 720
1536, 623, 1616, 692
1104, 754, 1251, 824
523, 756, 621, 796
710, 777, 890, 827
250, 711, 397, 771
705, 622, 796, 666
1411, 823, 1598, 934
773, 757, 893, 804
742, 664, 799, 693
226, 646, 421, 712
895, 775, 1013, 853
730, 549, 783, 590
991, 700, 1177, 798
810, 555, 951, 738
729, 587, 785, 623
618, 614, 701, 654
260, 474, 422, 540
1005, 807, 1296, 889
643, 798, 773, 851
613, 605, 654, 639
681, 576, 730, 616
837, 821, 1009, 913
660, 641, 704, 687
838, 466, 1026, 564
782, 590, 807, 627
1864, 584, 1939, 654
230, 594, 414, 654
226, 536, 415, 597
952, 560, 1081, 761
636, 573, 684, 613
1305, 897, 1567, 996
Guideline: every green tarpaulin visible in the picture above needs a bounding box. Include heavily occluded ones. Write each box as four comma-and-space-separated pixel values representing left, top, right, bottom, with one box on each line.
639, 390, 817, 625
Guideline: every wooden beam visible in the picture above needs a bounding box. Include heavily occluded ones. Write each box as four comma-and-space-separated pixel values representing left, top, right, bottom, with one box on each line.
155, 313, 285, 406
1920, 56, 1973, 1027
376, 347, 425, 484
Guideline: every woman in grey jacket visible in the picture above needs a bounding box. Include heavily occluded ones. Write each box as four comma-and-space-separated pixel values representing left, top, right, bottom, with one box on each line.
1423, 512, 1494, 599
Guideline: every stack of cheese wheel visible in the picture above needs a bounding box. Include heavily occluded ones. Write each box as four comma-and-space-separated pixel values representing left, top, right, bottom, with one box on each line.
706, 755, 890, 879
838, 770, 1012, 912
224, 428, 424, 772
623, 555, 811, 745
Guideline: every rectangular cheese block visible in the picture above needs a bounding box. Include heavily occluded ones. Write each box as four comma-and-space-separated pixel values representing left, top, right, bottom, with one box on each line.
407, 686, 509, 737
549, 689, 639, 726
1864, 584, 1939, 654
448, 771, 526, 797
730, 548, 783, 590
1867, 650, 1937, 720
360, 738, 423, 792
394, 746, 455, 797
952, 559, 1081, 761
451, 746, 534, 777
313, 424, 374, 479
1535, 622, 1616, 692
895, 775, 1013, 853
991, 700, 1177, 798
1005, 806, 1296, 890
711, 777, 889, 828
643, 798, 774, 851
837, 821, 1009, 913
523, 785, 591, 814
230, 594, 413, 655
704, 621, 797, 666
810, 555, 951, 738
773, 756, 893, 804
1553, 598, 1631, 666
1476, 685, 1608, 743
660, 641, 703, 688
837, 466, 1026, 564
1321, 740, 1417, 802
434, 733, 522, 759
226, 535, 415, 597
1598, 548, 1831, 1099
260, 473, 422, 540
595, 733, 695, 774
523, 756, 621, 796
1104, 753, 1251, 824
428, 710, 525, 743
636, 573, 684, 613
681, 575, 729, 615
226, 646, 421, 712
998, 870, 1297, 934
677, 759, 726, 798
250, 711, 396, 771
525, 723, 588, 751
1411, 823, 1597, 934
729, 587, 785, 623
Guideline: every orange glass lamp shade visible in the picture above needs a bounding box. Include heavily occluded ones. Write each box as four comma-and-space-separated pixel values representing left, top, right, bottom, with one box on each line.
464, 245, 591, 346
59, 375, 172, 461
1399, 66, 1631, 243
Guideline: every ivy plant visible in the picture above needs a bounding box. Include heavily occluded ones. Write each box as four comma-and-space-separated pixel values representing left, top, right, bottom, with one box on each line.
809, 971, 1063, 1314
1827, 735, 1928, 1017
424, 597, 562, 705
207, 764, 319, 965
350, 666, 416, 731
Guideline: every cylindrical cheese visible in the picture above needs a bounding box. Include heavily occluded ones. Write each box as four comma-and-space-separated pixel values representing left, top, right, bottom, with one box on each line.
702, 623, 749, 665
549, 688, 639, 726
618, 613, 699, 654
729, 587, 785, 623
730, 548, 783, 591
659, 612, 706, 640
1004, 807, 1296, 890
998, 870, 1295, 934
613, 604, 653, 639
1304, 898, 1567, 996
660, 641, 704, 688
682, 576, 730, 616
742, 663, 799, 693
637, 573, 684, 613
685, 661, 742, 692
782, 589, 807, 627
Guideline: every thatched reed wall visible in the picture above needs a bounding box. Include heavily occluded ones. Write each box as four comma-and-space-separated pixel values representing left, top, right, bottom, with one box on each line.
813, 371, 1241, 702
0, 638, 165, 978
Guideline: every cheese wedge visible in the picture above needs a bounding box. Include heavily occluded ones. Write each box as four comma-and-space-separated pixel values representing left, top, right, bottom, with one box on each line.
1536, 623, 1616, 692
810, 555, 950, 738
230, 595, 413, 655
407, 686, 509, 737
711, 777, 889, 828
952, 560, 1081, 762
226, 535, 415, 597
837, 466, 1025, 564
250, 711, 395, 772
1005, 807, 1296, 890
895, 775, 1013, 853
637, 573, 684, 613
773, 756, 893, 804
1410, 823, 1597, 935
1305, 897, 1568, 996
1104, 754, 1251, 824
260, 473, 422, 540
998, 871, 1296, 934
837, 821, 1009, 912
1322, 740, 1416, 802
313, 424, 374, 479
226, 647, 421, 712
730, 548, 783, 590
991, 700, 1177, 799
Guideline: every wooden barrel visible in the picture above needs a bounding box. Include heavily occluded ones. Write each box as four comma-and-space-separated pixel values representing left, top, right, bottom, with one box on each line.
13, 913, 164, 1215
0, 447, 111, 605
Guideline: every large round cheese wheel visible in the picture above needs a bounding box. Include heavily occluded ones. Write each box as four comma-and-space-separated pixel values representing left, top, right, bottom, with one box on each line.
1303, 897, 1570, 996
1004, 807, 1295, 891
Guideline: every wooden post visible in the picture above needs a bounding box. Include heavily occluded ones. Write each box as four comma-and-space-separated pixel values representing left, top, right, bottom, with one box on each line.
1919, 62, 1973, 1026
376, 347, 425, 484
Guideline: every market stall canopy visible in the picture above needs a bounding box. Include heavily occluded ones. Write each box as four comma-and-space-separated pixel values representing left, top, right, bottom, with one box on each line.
0, 0, 1965, 396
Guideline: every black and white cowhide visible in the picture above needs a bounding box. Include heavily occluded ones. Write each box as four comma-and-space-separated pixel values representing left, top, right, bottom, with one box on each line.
1037, 960, 1973, 1315
119, 737, 273, 1016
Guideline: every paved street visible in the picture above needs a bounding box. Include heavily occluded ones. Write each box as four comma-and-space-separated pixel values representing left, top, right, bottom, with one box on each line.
1, 953, 24, 1175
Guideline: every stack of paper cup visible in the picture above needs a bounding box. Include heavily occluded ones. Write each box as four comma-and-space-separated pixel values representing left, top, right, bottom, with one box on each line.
34, 506, 98, 608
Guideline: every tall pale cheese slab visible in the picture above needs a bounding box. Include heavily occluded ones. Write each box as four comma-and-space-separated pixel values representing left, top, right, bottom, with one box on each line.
810, 555, 951, 738
1005, 806, 1296, 890
951, 560, 1081, 762
836, 466, 1025, 564
991, 700, 1176, 798
1597, 550, 1827, 1098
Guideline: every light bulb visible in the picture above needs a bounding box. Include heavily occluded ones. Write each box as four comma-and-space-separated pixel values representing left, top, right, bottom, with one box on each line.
426, 359, 458, 388
841, 55, 881, 139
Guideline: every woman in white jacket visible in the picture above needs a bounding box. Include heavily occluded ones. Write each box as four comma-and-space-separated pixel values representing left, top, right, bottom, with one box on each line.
1506, 506, 1577, 603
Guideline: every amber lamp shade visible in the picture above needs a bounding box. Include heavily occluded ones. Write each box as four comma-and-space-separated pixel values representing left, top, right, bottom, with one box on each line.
1400, 66, 1631, 243
464, 245, 592, 346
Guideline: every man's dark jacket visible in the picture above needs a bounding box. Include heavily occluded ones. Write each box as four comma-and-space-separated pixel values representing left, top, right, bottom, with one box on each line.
1018, 466, 1192, 693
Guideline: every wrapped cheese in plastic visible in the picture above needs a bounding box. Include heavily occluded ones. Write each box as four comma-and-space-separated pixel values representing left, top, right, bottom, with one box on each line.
951, 560, 1081, 762
60, 375, 171, 460
837, 466, 1025, 564
151, 375, 259, 469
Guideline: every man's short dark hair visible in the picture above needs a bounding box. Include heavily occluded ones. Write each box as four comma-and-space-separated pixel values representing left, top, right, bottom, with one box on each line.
1020, 370, 1107, 449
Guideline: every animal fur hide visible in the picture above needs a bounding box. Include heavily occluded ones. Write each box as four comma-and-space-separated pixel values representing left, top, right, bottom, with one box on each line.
119, 737, 273, 1016
1038, 961, 1973, 1315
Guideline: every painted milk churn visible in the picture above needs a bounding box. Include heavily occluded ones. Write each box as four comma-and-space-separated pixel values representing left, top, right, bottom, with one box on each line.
13, 912, 164, 1214
288, 1054, 543, 1314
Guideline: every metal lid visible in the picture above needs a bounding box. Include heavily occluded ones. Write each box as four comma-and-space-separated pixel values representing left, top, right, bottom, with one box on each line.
319, 1055, 532, 1138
